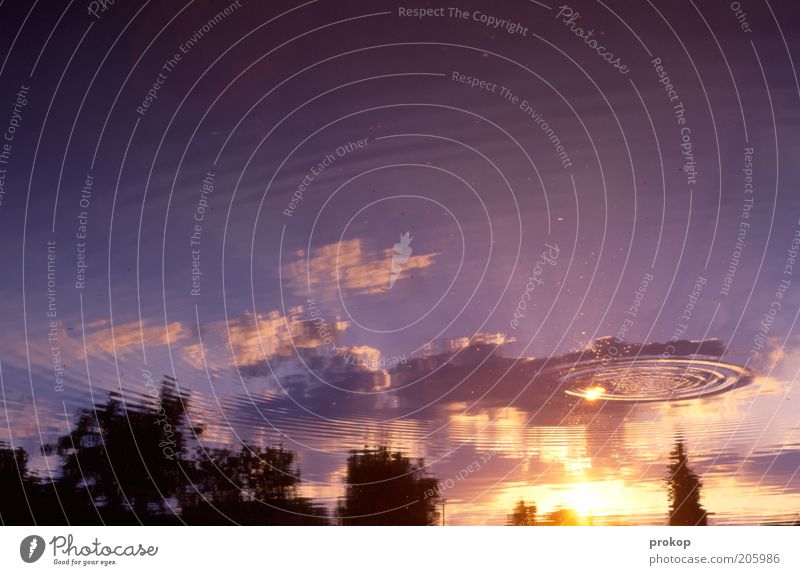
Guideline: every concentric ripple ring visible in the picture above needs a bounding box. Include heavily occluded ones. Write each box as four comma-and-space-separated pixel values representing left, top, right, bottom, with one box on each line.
561, 357, 755, 402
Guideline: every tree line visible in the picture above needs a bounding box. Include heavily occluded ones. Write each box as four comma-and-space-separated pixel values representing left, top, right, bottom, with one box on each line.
0, 377, 438, 525
0, 376, 733, 526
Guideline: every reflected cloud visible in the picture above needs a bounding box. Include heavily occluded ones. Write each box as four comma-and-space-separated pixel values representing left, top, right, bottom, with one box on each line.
187, 309, 348, 371
84, 320, 188, 357
282, 238, 437, 298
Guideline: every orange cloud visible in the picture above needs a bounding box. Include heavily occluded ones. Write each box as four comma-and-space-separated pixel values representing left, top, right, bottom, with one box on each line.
422, 332, 517, 355
187, 309, 350, 371
83, 320, 188, 357
282, 238, 437, 298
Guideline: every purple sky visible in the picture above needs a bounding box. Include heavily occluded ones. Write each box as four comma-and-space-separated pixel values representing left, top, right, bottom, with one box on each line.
1, 0, 799, 524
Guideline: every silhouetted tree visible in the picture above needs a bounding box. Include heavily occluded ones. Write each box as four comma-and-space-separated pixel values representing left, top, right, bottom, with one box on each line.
51, 377, 199, 522
1, 441, 101, 524
541, 507, 590, 526
191, 444, 298, 502
337, 446, 439, 525
4, 379, 333, 525
666, 440, 708, 526
181, 443, 328, 525
0, 442, 37, 523
508, 499, 537, 525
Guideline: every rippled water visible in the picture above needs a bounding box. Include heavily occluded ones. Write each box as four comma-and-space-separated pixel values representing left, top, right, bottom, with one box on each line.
560, 357, 755, 402
1, 0, 799, 527
2, 341, 799, 525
